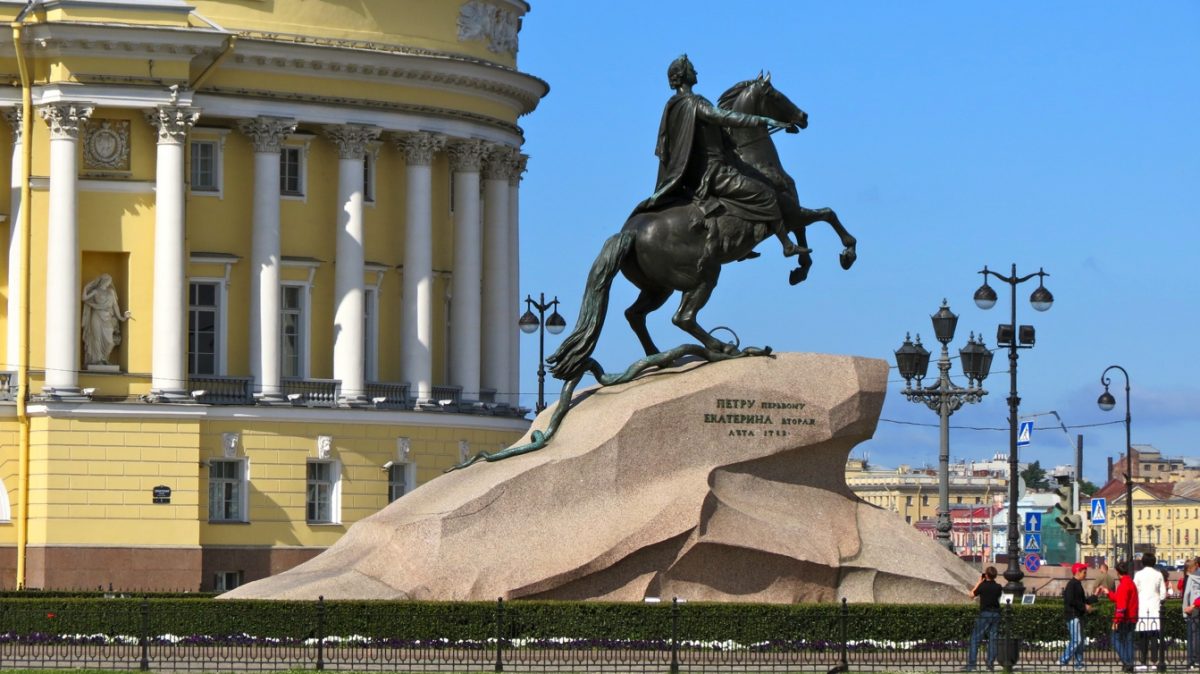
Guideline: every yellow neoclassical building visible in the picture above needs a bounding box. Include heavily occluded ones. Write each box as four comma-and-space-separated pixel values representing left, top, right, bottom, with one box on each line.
0, 0, 546, 590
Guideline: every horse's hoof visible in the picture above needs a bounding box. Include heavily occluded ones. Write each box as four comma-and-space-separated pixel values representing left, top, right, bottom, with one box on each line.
840, 248, 857, 270
789, 267, 809, 285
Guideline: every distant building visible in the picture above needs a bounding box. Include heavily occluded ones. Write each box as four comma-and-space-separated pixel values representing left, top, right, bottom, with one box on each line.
1083, 478, 1200, 565
846, 456, 1008, 526
1108, 446, 1200, 483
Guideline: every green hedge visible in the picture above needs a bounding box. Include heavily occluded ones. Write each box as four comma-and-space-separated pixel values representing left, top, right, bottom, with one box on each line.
0, 597, 1189, 643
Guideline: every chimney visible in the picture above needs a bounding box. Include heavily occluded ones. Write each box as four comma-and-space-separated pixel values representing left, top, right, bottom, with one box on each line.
1108, 456, 1113, 482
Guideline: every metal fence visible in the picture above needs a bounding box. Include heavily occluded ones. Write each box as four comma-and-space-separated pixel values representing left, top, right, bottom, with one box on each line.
0, 597, 1191, 672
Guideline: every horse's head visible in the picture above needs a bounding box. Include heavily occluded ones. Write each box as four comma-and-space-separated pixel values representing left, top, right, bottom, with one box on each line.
723, 73, 808, 130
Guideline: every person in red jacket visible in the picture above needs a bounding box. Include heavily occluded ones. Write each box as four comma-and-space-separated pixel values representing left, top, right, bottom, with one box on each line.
1113, 560, 1139, 673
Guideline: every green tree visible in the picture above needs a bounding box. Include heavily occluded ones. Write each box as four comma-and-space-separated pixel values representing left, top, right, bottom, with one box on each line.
1079, 479, 1099, 496
1021, 460, 1049, 491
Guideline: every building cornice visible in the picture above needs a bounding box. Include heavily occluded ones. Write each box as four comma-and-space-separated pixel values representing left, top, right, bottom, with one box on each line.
13, 401, 532, 433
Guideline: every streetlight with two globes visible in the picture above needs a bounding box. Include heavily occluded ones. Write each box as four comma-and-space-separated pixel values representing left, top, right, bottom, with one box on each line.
518, 293, 566, 413
973, 264, 1053, 597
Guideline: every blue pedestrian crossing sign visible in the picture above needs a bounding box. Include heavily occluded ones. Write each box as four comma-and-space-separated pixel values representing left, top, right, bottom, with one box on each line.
1091, 498, 1108, 525
1017, 420, 1034, 447
1023, 533, 1042, 553
1025, 512, 1042, 532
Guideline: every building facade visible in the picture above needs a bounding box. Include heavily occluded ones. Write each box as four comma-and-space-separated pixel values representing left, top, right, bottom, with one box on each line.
846, 456, 1009, 526
0, 0, 546, 590
1083, 478, 1200, 566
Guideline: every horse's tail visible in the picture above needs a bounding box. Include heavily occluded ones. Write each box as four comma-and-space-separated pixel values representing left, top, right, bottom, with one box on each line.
547, 230, 635, 382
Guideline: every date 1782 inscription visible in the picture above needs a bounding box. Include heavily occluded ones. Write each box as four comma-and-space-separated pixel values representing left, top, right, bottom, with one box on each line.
702, 398, 817, 437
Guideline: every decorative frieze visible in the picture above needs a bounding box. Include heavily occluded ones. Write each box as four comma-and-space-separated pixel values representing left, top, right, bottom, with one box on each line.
82, 119, 131, 171
236, 116, 297, 154
457, 0, 519, 55
39, 103, 94, 141
322, 124, 382, 160
146, 106, 201, 145
446, 138, 488, 173
395, 131, 446, 166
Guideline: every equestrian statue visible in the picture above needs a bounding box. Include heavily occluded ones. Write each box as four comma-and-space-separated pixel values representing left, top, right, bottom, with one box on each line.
453, 55, 857, 470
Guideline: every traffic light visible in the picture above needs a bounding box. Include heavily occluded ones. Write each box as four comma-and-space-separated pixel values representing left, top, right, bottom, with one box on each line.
1087, 524, 1099, 546
1053, 475, 1083, 534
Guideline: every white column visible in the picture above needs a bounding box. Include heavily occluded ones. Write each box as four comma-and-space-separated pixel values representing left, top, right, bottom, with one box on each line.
447, 139, 486, 401
323, 124, 380, 403
147, 106, 200, 399
507, 153, 527, 408
40, 103, 93, 394
236, 116, 296, 398
481, 144, 515, 403
395, 132, 444, 404
4, 109, 22, 371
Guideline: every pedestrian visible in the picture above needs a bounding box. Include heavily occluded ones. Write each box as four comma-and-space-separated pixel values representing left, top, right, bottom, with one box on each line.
1113, 560, 1139, 673
1094, 561, 1118, 597
1060, 562, 1097, 669
1182, 558, 1200, 670
966, 565, 1003, 672
1134, 552, 1167, 671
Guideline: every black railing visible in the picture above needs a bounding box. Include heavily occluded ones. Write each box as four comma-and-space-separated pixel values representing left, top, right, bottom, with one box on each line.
0, 597, 1192, 672
365, 381, 410, 409
280, 378, 341, 407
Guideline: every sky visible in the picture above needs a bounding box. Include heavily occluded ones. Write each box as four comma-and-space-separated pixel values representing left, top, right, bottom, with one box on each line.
510, 2, 1199, 485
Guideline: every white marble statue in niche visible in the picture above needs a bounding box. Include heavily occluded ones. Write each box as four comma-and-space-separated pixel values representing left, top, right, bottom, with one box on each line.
81, 273, 132, 366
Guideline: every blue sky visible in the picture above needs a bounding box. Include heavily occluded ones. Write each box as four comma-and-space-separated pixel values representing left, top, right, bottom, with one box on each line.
512, 2, 1199, 484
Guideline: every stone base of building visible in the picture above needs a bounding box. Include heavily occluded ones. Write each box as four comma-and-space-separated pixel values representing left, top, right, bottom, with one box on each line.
0, 546, 322, 592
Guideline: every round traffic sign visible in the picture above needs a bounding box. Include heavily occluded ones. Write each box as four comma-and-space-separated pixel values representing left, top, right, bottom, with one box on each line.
1024, 553, 1042, 573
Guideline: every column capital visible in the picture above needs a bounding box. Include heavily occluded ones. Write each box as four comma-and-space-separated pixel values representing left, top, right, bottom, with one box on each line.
446, 138, 488, 173
508, 152, 529, 187
146, 105, 201, 145
323, 124, 382, 160
394, 131, 446, 166
38, 103, 94, 140
3, 108, 22, 144
482, 143, 519, 180
236, 116, 297, 153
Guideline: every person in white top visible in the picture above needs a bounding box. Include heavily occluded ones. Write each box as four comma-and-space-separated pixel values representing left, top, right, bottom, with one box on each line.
1133, 552, 1167, 672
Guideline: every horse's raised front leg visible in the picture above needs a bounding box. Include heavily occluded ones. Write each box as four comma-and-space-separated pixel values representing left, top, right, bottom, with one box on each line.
788, 227, 814, 286
672, 278, 735, 354
625, 286, 672, 357
808, 206, 857, 270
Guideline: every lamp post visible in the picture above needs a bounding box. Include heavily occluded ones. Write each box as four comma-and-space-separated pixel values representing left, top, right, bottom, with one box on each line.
895, 300, 992, 552
973, 263, 1053, 597
518, 293, 566, 413
1097, 364, 1133, 564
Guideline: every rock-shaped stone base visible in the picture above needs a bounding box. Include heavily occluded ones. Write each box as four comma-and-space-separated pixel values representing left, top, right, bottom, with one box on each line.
224, 353, 976, 603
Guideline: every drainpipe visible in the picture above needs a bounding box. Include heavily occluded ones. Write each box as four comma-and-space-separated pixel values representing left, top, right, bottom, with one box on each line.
188, 35, 236, 92
11, 0, 36, 589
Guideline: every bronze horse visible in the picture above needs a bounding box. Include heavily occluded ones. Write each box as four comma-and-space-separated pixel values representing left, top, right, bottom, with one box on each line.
548, 74, 857, 383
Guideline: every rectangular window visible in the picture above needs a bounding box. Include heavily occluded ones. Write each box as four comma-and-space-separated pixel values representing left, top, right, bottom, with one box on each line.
364, 287, 377, 380
280, 146, 304, 196
388, 463, 412, 502
281, 285, 305, 378
213, 570, 243, 592
208, 460, 245, 522
307, 461, 337, 523
188, 281, 220, 376
190, 140, 219, 192
363, 154, 375, 203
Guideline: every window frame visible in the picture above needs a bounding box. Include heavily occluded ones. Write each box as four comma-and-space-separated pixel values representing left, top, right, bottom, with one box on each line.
388, 462, 415, 503
279, 135, 312, 201
207, 458, 248, 523
280, 282, 310, 380
363, 146, 378, 206
212, 570, 244, 592
188, 128, 228, 199
306, 459, 341, 524
188, 278, 224, 376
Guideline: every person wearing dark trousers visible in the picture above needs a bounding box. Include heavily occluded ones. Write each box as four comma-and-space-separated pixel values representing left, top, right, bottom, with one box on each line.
1113, 560, 1139, 673
1182, 558, 1200, 670
1060, 563, 1097, 669
1134, 552, 1166, 671
966, 566, 1002, 672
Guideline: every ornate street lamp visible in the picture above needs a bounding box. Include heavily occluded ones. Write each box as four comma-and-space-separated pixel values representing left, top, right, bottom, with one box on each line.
895, 300, 991, 552
974, 264, 1053, 597
1098, 364, 1133, 564
518, 293, 566, 413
